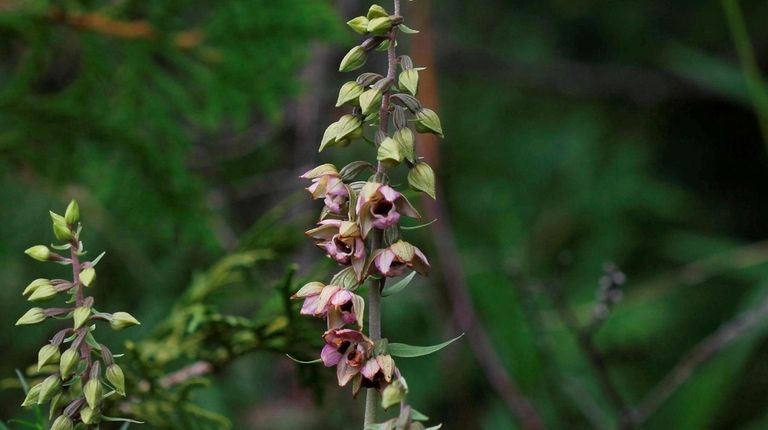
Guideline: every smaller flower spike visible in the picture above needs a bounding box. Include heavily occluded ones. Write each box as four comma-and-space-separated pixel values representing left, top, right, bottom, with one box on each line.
373, 240, 430, 277
356, 182, 420, 238
301, 164, 349, 214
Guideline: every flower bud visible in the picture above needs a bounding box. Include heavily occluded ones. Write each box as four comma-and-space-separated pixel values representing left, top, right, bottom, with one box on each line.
83, 379, 103, 409
50, 415, 74, 430
382, 378, 408, 409
393, 128, 416, 163
319, 121, 340, 152
367, 4, 388, 19
335, 114, 363, 142
64, 199, 79, 225
37, 374, 61, 404
106, 364, 126, 395
28, 283, 57, 302
359, 88, 383, 116
366, 16, 393, 35
339, 46, 367, 72
37, 344, 61, 371
16, 308, 46, 326
23, 278, 51, 296
48, 393, 64, 420
52, 220, 72, 242
377, 137, 404, 167
25, 245, 51, 262
110, 312, 141, 331
346, 16, 369, 34
408, 162, 437, 199
336, 81, 364, 107
414, 108, 444, 137
399, 69, 419, 96
21, 383, 41, 407
79, 267, 96, 287
59, 347, 80, 378
73, 306, 91, 330
80, 406, 99, 425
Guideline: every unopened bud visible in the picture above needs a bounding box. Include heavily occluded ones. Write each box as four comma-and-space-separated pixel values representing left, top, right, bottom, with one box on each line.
50, 415, 74, 430
25, 245, 51, 262
23, 278, 51, 296
367, 16, 393, 35
73, 306, 91, 330
28, 284, 57, 302
336, 81, 364, 107
415, 108, 444, 137
51, 212, 72, 241
346, 16, 369, 34
377, 137, 404, 167
339, 46, 367, 72
408, 162, 437, 200
80, 406, 99, 425
21, 383, 42, 407
59, 348, 80, 378
37, 344, 61, 371
110, 312, 141, 331
335, 114, 363, 142
393, 128, 416, 163
319, 121, 340, 152
367, 4, 388, 19
106, 364, 126, 395
83, 379, 103, 409
64, 200, 80, 225
79, 267, 96, 287
359, 88, 383, 116
16, 308, 46, 326
382, 378, 408, 409
399, 69, 419, 96
37, 374, 61, 404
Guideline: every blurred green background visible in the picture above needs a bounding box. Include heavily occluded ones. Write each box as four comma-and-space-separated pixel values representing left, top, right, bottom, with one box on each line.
3, 0, 768, 429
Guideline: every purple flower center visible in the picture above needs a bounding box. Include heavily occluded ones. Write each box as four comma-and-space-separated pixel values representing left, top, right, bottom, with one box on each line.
372, 200, 393, 217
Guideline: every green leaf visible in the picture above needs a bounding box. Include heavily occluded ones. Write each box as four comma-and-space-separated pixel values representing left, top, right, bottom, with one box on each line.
101, 416, 144, 424
285, 354, 322, 364
382, 271, 417, 297
401, 219, 438, 230
388, 333, 464, 358
411, 409, 429, 421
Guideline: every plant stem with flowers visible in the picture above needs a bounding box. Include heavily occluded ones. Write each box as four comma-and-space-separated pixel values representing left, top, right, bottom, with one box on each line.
16, 201, 141, 430
292, 1, 452, 429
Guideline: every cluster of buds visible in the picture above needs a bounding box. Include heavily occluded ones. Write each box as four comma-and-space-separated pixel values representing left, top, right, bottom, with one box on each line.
17, 201, 140, 429
292, 2, 443, 428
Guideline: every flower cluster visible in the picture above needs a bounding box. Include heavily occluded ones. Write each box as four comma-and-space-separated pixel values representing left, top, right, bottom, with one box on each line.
291, 1, 444, 428
16, 201, 140, 430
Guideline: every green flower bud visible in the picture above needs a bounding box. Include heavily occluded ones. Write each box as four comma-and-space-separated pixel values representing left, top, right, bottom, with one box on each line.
73, 306, 91, 330
319, 121, 340, 152
37, 344, 61, 371
28, 284, 57, 302
80, 406, 99, 425
48, 393, 64, 420
106, 364, 126, 395
25, 245, 51, 262
50, 211, 72, 241
64, 199, 80, 225
336, 81, 364, 107
335, 114, 363, 142
16, 308, 46, 326
23, 278, 51, 296
79, 267, 96, 287
359, 88, 383, 116
21, 383, 42, 407
339, 46, 367, 72
399, 69, 419, 96
415, 108, 444, 137
394, 128, 416, 163
408, 162, 437, 200
83, 379, 103, 409
38, 374, 62, 404
367, 4, 388, 19
366, 16, 393, 35
377, 137, 404, 167
50, 415, 74, 430
110, 312, 141, 331
382, 378, 408, 409
59, 347, 80, 378
346, 16, 369, 34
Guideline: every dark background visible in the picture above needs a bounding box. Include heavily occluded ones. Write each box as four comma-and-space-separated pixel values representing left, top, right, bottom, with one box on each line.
2, 0, 768, 428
